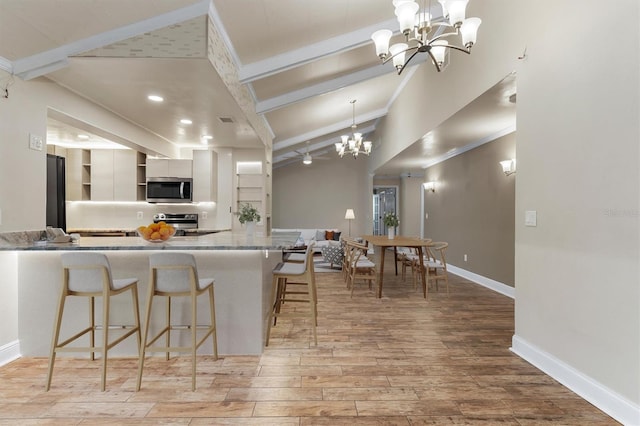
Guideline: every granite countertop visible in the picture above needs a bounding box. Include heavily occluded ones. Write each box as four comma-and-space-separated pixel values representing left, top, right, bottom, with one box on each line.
0, 230, 300, 251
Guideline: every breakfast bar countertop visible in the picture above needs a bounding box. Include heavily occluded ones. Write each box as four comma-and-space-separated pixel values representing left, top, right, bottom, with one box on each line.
0, 230, 300, 251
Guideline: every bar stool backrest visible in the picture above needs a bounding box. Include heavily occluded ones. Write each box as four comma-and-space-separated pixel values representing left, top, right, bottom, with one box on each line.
149, 252, 198, 293
61, 252, 112, 293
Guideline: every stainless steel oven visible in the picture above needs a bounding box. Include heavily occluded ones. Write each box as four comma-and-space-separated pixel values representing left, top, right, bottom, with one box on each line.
153, 213, 198, 235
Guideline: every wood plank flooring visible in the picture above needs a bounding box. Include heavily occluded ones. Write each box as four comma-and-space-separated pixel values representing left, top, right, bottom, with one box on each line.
0, 254, 618, 425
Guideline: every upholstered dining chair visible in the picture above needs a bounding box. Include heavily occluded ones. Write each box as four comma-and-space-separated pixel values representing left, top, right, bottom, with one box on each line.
136, 252, 218, 391
46, 252, 141, 392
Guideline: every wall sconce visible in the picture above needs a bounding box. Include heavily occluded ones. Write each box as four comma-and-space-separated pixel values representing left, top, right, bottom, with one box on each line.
423, 181, 436, 192
500, 159, 516, 176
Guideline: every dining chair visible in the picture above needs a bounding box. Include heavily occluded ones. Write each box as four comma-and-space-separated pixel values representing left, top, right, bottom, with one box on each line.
46, 252, 141, 391
136, 252, 218, 391
409, 241, 450, 295
266, 243, 317, 346
346, 240, 377, 297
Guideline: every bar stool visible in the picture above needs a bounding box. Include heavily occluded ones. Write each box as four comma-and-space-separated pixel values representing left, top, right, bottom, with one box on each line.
266, 243, 317, 346
136, 252, 218, 391
46, 252, 141, 391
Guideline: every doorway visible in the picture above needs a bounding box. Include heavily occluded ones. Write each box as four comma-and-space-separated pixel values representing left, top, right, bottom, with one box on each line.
373, 186, 398, 235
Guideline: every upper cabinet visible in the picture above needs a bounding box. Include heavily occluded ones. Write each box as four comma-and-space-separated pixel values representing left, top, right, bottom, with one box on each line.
192, 150, 218, 202
91, 150, 138, 201
146, 158, 192, 178
66, 149, 145, 202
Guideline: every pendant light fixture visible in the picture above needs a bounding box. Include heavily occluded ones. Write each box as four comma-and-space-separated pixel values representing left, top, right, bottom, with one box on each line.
371, 0, 482, 74
335, 100, 372, 158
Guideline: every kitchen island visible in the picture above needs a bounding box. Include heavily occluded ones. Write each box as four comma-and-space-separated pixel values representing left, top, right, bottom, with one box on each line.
0, 231, 298, 359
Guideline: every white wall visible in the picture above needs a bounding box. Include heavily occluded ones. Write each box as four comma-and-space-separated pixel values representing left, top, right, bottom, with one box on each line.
512, 0, 639, 418
0, 74, 177, 232
365, 0, 639, 422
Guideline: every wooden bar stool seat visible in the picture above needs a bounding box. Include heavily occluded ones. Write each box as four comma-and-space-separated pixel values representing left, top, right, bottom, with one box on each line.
46, 252, 141, 391
136, 252, 218, 391
266, 244, 317, 346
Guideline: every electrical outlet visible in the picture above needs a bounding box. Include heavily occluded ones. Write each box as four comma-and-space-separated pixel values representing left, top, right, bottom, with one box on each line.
136, 211, 143, 219
464, 254, 468, 262
201, 211, 208, 219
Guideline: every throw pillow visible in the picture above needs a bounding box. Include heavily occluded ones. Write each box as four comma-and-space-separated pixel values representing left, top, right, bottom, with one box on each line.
325, 230, 334, 240
315, 230, 326, 241
333, 231, 341, 241
294, 236, 305, 247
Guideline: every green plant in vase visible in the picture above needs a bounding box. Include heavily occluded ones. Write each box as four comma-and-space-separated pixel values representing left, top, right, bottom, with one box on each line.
238, 203, 261, 224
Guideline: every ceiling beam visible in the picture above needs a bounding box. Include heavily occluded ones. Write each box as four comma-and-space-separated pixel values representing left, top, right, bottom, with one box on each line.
237, 19, 398, 84
255, 55, 428, 114
273, 110, 385, 152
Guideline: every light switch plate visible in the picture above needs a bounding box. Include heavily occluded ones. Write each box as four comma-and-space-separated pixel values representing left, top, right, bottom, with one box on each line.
29, 133, 43, 151
525, 210, 537, 227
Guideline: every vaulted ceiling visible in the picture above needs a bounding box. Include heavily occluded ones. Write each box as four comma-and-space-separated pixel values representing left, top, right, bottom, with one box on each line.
0, 0, 515, 176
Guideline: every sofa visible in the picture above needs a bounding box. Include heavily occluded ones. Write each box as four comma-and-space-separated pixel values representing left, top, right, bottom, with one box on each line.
272, 228, 342, 253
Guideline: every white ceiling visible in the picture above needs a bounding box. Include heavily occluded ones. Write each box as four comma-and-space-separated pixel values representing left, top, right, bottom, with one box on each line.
0, 0, 515, 175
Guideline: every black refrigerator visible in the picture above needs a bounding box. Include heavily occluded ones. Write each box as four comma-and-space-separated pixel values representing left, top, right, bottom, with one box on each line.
46, 154, 66, 231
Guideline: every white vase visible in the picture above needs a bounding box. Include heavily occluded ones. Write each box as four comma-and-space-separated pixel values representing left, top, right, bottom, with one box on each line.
246, 221, 256, 237
388, 227, 395, 239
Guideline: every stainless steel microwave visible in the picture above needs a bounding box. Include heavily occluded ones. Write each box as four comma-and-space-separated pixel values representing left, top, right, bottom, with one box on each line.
146, 177, 192, 203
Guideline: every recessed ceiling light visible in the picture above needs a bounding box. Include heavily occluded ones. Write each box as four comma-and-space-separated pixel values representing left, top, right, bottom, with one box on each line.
180, 119, 193, 125
77, 134, 89, 140
147, 95, 164, 102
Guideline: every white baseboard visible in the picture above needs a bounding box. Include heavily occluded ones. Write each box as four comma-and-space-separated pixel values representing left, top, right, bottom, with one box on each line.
0, 340, 21, 367
447, 264, 515, 299
511, 335, 640, 426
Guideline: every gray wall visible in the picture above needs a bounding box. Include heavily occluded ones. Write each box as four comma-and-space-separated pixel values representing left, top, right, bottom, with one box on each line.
272, 156, 371, 236
423, 133, 515, 286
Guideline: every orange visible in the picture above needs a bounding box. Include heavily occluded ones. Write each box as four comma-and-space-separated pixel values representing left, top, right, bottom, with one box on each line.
150, 231, 161, 240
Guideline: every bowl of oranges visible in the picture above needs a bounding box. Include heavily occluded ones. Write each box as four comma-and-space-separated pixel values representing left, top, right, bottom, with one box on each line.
137, 221, 176, 243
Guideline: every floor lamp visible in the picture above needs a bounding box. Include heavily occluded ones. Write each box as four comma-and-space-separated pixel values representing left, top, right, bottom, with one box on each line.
345, 209, 355, 236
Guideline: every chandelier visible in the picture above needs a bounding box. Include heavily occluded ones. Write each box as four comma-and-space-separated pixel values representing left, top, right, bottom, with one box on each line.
335, 100, 372, 158
371, 0, 481, 74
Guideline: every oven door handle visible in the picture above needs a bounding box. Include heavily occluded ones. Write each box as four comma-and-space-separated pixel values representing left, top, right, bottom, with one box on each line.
180, 182, 185, 199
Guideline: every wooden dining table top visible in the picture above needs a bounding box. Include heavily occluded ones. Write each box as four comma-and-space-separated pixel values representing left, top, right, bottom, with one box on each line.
360, 235, 432, 299
361, 235, 431, 247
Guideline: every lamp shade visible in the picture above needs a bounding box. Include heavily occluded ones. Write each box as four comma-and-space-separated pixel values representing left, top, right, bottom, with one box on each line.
371, 29, 393, 57
441, 0, 468, 27
389, 43, 408, 69
394, 1, 419, 34
460, 17, 481, 47
345, 209, 355, 220
431, 40, 448, 65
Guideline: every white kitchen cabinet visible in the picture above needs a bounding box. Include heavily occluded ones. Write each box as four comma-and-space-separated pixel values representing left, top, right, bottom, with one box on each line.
146, 158, 192, 178
91, 150, 114, 201
90, 149, 138, 201
113, 150, 137, 201
192, 150, 218, 202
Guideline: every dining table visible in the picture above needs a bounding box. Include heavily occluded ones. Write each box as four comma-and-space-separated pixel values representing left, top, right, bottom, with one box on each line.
362, 235, 432, 298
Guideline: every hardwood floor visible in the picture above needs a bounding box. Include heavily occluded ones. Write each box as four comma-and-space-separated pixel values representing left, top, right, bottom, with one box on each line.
0, 254, 618, 425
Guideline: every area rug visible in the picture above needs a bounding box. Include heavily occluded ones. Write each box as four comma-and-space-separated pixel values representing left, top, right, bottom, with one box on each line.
313, 256, 342, 273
